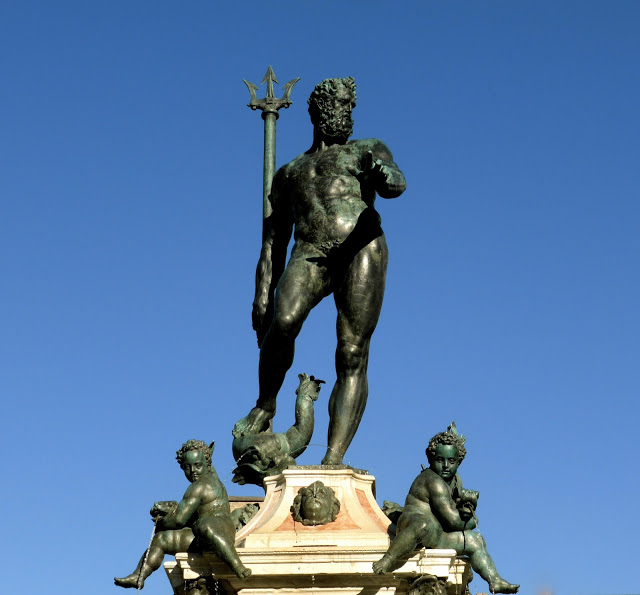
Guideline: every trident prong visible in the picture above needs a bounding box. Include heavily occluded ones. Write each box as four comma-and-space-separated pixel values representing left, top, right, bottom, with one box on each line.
282, 77, 302, 102
244, 66, 300, 238
244, 65, 300, 115
243, 79, 260, 106
261, 65, 278, 99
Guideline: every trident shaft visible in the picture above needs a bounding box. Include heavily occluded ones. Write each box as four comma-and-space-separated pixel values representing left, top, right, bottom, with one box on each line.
244, 66, 300, 238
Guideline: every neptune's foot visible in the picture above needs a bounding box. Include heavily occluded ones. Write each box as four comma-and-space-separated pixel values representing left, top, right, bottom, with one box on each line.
232, 407, 274, 438
321, 449, 344, 465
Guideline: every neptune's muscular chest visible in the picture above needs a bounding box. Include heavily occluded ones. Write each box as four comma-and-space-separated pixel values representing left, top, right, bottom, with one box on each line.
288, 144, 366, 226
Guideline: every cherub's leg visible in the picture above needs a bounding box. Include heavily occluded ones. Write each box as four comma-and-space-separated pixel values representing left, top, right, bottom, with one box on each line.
373, 527, 420, 574
438, 531, 519, 594
114, 550, 148, 589
373, 513, 431, 575
194, 517, 252, 579
114, 529, 193, 589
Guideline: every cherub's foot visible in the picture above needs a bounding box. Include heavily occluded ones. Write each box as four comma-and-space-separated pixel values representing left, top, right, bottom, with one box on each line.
321, 449, 343, 465
488, 578, 519, 593
114, 573, 144, 589
232, 407, 273, 438
372, 555, 392, 575
233, 564, 252, 579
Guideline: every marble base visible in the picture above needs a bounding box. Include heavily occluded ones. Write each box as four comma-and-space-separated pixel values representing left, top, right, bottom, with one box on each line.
165, 467, 472, 595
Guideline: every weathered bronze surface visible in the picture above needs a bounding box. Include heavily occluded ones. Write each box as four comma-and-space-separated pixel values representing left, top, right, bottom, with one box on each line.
234, 77, 406, 465
230, 502, 260, 531
290, 480, 340, 526
181, 576, 223, 595
231, 373, 324, 486
114, 440, 251, 589
244, 66, 300, 229
372, 424, 519, 594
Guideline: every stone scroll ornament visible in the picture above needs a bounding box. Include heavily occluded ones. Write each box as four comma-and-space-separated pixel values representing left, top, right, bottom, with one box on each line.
114, 440, 251, 590
232, 374, 324, 487
373, 423, 519, 594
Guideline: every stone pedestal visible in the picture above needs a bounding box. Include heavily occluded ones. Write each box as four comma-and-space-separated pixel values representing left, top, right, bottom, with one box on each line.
165, 467, 471, 595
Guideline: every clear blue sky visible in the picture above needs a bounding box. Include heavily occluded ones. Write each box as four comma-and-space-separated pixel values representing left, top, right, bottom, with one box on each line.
2, 2, 639, 594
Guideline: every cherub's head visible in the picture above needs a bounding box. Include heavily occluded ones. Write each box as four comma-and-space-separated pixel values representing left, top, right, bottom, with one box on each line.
176, 440, 213, 483
425, 423, 466, 482
308, 77, 357, 143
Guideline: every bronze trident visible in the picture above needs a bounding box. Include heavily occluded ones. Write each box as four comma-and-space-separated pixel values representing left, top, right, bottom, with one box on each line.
244, 66, 300, 238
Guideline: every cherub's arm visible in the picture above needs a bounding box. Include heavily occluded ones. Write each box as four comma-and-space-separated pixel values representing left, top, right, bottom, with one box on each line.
252, 167, 293, 346
155, 484, 201, 530
358, 140, 406, 199
429, 480, 477, 532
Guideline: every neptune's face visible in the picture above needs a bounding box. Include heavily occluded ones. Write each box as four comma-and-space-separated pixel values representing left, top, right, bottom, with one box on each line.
316, 84, 354, 142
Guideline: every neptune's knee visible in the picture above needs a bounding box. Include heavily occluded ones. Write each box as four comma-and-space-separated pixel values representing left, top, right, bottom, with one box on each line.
337, 342, 365, 372
272, 311, 304, 338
